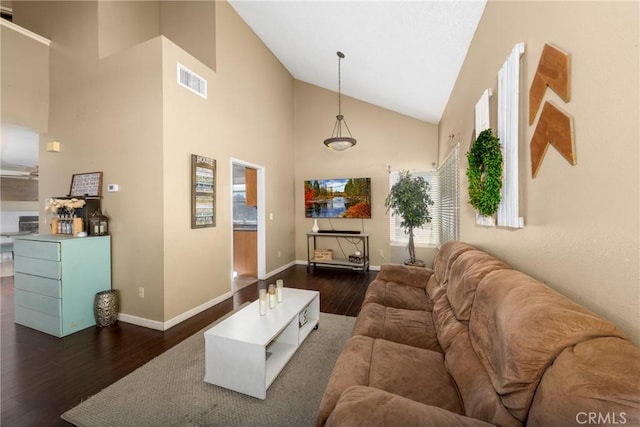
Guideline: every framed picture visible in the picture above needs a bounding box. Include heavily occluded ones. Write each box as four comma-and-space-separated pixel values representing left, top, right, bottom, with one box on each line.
69, 172, 103, 197
191, 154, 216, 228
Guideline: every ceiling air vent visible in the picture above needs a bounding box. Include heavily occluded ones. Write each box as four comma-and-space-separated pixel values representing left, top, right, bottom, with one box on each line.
177, 63, 207, 99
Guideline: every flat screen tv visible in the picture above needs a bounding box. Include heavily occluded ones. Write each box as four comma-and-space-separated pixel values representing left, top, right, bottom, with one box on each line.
304, 178, 371, 219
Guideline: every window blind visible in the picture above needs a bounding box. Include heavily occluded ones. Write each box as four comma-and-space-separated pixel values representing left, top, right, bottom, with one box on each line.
438, 147, 460, 244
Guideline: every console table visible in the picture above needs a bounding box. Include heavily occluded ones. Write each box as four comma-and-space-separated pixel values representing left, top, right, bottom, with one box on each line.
306, 232, 370, 272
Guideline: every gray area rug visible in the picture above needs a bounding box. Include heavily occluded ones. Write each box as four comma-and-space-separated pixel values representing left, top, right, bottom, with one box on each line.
62, 312, 355, 427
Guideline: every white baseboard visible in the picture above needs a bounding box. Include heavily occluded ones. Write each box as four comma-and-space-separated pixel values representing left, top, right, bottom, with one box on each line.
264, 260, 296, 279
164, 291, 233, 330
118, 290, 233, 331
117, 313, 165, 331
117, 260, 376, 332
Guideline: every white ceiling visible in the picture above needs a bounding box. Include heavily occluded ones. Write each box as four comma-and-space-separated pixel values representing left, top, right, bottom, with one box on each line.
0, 124, 39, 176
228, 0, 486, 123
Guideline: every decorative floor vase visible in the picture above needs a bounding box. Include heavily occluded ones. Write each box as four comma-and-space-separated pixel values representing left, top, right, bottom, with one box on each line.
94, 290, 118, 327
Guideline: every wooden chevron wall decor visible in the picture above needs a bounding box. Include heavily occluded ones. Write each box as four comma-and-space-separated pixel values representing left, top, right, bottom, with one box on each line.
530, 102, 576, 178
529, 44, 571, 125
529, 43, 576, 178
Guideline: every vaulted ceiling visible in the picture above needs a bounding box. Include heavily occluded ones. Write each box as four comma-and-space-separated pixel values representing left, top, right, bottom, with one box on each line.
229, 0, 486, 123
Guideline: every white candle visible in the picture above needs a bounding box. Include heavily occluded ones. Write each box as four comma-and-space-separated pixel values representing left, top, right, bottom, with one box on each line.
268, 284, 276, 308
259, 289, 267, 315
276, 279, 284, 302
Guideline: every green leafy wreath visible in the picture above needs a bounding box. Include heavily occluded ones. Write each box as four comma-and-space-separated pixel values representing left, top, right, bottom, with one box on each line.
466, 129, 503, 216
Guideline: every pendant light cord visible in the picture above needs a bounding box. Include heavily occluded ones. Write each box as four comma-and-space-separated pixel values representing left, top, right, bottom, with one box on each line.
337, 51, 345, 118
338, 54, 342, 116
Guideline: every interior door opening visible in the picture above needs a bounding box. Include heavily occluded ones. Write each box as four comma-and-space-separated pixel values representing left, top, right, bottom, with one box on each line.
231, 160, 265, 292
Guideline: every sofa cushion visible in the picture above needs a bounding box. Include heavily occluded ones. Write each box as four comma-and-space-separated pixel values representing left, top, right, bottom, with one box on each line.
363, 278, 432, 311
376, 263, 433, 288
327, 386, 495, 427
445, 332, 522, 427
528, 336, 640, 427
429, 281, 467, 352
317, 335, 376, 427
446, 250, 510, 322
469, 269, 628, 422
368, 338, 462, 412
352, 302, 442, 351
316, 335, 462, 427
433, 240, 476, 287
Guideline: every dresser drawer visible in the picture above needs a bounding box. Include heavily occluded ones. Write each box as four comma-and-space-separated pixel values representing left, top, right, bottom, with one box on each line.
14, 272, 61, 298
14, 256, 61, 279
14, 289, 62, 317
15, 306, 62, 337
13, 239, 60, 261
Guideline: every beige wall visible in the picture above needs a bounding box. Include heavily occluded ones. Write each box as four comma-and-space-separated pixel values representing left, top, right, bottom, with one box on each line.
0, 20, 49, 132
160, 1, 216, 71
293, 81, 439, 267
160, 0, 294, 320
12, 1, 296, 325
97, 37, 166, 321
162, 38, 221, 322
97, 1, 215, 69
439, 1, 639, 343
25, 0, 167, 320
214, 2, 296, 278
98, 1, 160, 59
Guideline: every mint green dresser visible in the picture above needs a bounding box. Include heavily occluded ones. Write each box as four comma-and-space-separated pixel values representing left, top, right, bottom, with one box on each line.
13, 235, 111, 337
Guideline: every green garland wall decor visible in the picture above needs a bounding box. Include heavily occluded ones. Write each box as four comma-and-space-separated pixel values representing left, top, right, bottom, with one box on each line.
466, 129, 503, 216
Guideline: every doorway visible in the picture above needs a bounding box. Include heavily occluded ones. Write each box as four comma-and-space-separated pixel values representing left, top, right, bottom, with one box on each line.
1, 124, 40, 278
231, 159, 265, 292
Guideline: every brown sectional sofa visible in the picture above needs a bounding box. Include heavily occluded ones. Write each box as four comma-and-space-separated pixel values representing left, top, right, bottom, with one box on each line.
317, 241, 640, 426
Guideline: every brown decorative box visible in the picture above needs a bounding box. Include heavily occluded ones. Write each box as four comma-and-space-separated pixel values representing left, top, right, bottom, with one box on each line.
314, 249, 333, 261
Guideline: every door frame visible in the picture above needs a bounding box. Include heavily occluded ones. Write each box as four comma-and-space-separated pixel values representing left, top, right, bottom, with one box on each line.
230, 158, 266, 282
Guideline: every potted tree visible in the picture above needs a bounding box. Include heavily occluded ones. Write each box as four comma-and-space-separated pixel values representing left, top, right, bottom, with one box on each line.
385, 170, 434, 267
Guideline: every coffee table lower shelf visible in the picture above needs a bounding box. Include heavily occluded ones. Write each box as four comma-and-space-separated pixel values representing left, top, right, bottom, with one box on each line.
204, 288, 320, 399
265, 341, 296, 386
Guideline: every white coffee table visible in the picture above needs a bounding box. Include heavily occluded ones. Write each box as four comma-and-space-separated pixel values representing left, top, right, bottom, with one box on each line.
203, 288, 320, 399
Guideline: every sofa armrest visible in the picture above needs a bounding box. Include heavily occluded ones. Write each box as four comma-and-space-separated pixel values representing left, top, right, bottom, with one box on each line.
325, 386, 495, 427
377, 263, 434, 289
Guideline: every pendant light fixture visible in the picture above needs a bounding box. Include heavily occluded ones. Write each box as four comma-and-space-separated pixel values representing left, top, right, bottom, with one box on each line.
324, 51, 357, 151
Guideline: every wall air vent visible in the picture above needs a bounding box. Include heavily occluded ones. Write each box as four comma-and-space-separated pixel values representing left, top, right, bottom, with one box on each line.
177, 63, 207, 99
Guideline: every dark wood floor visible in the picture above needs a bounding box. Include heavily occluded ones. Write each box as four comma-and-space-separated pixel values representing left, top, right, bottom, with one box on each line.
1, 265, 376, 427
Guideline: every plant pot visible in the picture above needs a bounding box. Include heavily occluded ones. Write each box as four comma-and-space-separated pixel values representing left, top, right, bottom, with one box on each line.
404, 259, 426, 268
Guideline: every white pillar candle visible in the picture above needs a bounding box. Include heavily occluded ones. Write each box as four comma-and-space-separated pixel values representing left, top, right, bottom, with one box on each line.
268, 284, 276, 309
276, 279, 284, 302
259, 289, 267, 315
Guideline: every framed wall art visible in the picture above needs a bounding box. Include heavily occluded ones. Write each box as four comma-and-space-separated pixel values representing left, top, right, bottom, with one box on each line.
69, 172, 103, 197
191, 154, 216, 228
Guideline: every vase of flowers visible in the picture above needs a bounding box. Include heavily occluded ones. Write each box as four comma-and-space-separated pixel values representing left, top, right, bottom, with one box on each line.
47, 197, 86, 215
